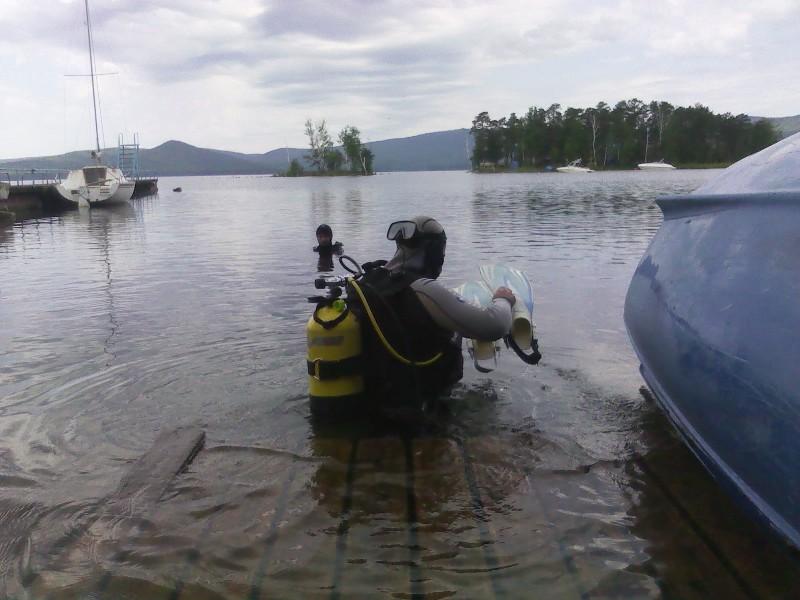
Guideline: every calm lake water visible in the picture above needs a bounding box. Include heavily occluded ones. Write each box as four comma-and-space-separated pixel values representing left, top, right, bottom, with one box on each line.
1, 170, 798, 599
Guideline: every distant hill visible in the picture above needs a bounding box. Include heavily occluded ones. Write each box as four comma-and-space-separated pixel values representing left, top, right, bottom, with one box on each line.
752, 115, 800, 138
138, 141, 268, 175
258, 129, 472, 172
0, 148, 120, 172
0, 129, 472, 176
768, 115, 800, 138
0, 141, 277, 177
366, 129, 471, 171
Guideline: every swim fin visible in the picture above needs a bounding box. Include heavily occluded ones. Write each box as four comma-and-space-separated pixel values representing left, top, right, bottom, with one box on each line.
480, 264, 541, 364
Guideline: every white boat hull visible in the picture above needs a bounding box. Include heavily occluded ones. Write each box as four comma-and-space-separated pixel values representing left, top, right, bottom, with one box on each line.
56, 166, 134, 206
0, 182, 9, 201
109, 181, 135, 203
638, 162, 676, 170
556, 166, 594, 173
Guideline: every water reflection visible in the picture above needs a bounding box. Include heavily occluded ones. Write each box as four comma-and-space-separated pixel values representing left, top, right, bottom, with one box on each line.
80, 206, 138, 365
0, 222, 14, 248
316, 252, 335, 272
310, 190, 335, 230
623, 399, 800, 599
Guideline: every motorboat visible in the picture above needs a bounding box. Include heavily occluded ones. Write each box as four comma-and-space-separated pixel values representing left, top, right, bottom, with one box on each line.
637, 159, 676, 170
624, 132, 800, 548
556, 159, 594, 173
57, 1, 134, 207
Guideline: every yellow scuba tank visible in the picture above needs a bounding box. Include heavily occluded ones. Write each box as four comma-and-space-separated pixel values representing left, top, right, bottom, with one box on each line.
306, 296, 364, 416
305, 265, 443, 419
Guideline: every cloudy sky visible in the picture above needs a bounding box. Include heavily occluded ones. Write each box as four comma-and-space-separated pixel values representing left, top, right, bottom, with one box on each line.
1, 0, 798, 158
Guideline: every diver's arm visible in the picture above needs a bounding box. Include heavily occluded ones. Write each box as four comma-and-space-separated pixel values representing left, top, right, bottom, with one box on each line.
410, 278, 512, 340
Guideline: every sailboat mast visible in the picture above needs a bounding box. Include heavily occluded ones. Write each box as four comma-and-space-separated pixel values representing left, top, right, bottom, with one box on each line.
84, 0, 101, 154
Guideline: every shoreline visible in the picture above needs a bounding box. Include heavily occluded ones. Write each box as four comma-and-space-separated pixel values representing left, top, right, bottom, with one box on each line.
272, 171, 375, 178
471, 163, 730, 174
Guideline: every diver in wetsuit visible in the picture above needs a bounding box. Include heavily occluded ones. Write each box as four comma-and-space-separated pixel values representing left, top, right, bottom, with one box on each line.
313, 224, 344, 254
314, 224, 344, 272
351, 215, 515, 412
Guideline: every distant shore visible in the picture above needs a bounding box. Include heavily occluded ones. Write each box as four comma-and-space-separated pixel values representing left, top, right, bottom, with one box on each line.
272, 170, 374, 178
472, 163, 731, 174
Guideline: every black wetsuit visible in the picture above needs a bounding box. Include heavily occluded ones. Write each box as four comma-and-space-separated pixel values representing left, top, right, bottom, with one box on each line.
350, 265, 508, 412
314, 242, 344, 272
313, 241, 343, 254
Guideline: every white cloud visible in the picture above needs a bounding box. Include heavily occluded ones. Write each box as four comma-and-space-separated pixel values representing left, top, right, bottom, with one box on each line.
0, 0, 797, 158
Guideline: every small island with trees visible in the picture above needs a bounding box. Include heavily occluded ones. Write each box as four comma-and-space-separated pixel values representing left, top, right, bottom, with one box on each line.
280, 119, 375, 176
470, 99, 778, 172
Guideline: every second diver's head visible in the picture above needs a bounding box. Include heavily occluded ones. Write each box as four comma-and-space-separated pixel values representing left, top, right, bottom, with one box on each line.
384, 215, 447, 279
316, 223, 333, 248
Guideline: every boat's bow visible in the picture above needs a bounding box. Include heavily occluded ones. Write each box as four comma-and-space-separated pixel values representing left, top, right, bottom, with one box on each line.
624, 132, 800, 547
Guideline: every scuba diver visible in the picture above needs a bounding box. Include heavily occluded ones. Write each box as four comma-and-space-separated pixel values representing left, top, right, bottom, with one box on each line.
313, 224, 343, 254
313, 224, 344, 272
350, 215, 516, 413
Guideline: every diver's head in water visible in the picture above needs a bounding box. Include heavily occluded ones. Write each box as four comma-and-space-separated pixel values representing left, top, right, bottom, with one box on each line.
385, 216, 447, 279
315, 223, 333, 249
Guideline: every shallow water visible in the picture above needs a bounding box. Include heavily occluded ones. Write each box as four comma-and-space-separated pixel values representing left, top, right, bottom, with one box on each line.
1, 170, 798, 598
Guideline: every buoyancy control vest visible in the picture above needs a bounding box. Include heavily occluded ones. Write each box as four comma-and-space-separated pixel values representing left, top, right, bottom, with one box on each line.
347, 266, 463, 407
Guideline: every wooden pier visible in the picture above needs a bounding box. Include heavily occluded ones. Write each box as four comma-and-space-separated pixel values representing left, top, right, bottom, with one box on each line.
131, 177, 159, 198
0, 168, 158, 214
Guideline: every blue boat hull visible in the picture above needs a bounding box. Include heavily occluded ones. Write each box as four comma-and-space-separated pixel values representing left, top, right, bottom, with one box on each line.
625, 191, 800, 548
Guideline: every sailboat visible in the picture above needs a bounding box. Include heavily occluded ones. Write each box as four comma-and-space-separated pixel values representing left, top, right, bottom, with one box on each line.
56, 0, 134, 207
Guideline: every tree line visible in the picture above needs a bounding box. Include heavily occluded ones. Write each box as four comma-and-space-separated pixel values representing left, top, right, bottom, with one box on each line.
470, 100, 779, 169
284, 119, 374, 176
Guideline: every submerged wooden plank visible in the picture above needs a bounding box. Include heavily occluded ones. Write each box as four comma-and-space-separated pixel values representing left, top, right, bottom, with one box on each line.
106, 426, 205, 515
133, 442, 320, 600
26, 426, 205, 597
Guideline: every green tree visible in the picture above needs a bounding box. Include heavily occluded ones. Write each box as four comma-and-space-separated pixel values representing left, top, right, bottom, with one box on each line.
471, 99, 778, 170
520, 106, 547, 166
470, 111, 492, 167
304, 119, 323, 171
751, 119, 778, 155
324, 148, 344, 171
360, 146, 374, 174
286, 158, 303, 177
562, 107, 587, 163
591, 102, 612, 167
504, 113, 522, 165
470, 112, 505, 166
541, 104, 563, 165
317, 121, 333, 168
650, 100, 674, 160
304, 119, 335, 172
338, 126, 363, 172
